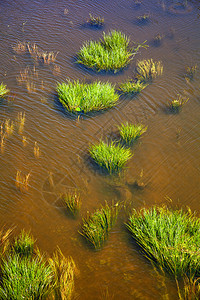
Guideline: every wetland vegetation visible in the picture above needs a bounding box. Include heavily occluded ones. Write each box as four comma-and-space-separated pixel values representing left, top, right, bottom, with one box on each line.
119, 123, 148, 145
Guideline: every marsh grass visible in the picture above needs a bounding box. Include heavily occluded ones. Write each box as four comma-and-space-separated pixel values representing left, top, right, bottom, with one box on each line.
137, 14, 150, 24
0, 254, 53, 299
118, 80, 148, 94
126, 206, 200, 278
119, 123, 147, 145
15, 171, 31, 192
16, 67, 38, 93
62, 191, 82, 216
49, 248, 77, 300
0, 83, 9, 98
80, 202, 120, 249
12, 41, 27, 54
136, 59, 163, 82
57, 81, 119, 114
12, 230, 35, 257
77, 30, 146, 72
17, 112, 25, 134
34, 142, 40, 158
184, 65, 197, 81
27, 43, 58, 65
4, 119, 14, 136
89, 140, 132, 174
86, 14, 104, 27
0, 228, 12, 260
169, 94, 189, 113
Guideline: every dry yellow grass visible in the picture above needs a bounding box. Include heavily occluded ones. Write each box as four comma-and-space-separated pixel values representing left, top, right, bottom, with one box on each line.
15, 170, 31, 192
136, 59, 163, 81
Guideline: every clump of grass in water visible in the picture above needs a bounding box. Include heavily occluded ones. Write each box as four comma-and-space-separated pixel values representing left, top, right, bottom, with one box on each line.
126, 206, 200, 279
17, 112, 25, 134
27, 43, 58, 65
77, 30, 147, 72
86, 13, 104, 27
169, 94, 189, 113
80, 202, 120, 249
49, 248, 77, 300
62, 191, 82, 216
184, 65, 197, 82
57, 80, 119, 114
119, 123, 147, 145
0, 254, 53, 299
12, 230, 35, 257
137, 13, 150, 24
15, 170, 31, 192
12, 41, 27, 54
118, 80, 148, 94
89, 141, 132, 174
0, 83, 9, 98
136, 59, 163, 82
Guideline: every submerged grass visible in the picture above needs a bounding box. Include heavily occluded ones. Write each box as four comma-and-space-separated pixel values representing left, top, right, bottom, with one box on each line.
62, 191, 81, 216
136, 59, 163, 82
0, 83, 9, 98
80, 202, 120, 249
126, 206, 200, 279
119, 123, 147, 145
118, 80, 148, 94
57, 80, 119, 114
89, 140, 132, 174
86, 14, 104, 27
77, 30, 146, 72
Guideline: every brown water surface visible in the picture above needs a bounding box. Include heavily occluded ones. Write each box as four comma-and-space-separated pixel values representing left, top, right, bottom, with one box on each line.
0, 0, 200, 298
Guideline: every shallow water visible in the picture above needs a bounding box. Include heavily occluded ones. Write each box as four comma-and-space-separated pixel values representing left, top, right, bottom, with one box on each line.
0, 0, 200, 298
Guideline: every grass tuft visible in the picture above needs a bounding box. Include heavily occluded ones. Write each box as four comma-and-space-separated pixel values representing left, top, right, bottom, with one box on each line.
86, 14, 104, 27
126, 206, 200, 279
62, 191, 82, 216
0, 83, 9, 98
57, 80, 119, 114
169, 94, 189, 113
77, 30, 146, 72
119, 123, 147, 145
80, 202, 120, 249
12, 230, 35, 257
118, 80, 148, 94
136, 59, 163, 82
89, 140, 132, 174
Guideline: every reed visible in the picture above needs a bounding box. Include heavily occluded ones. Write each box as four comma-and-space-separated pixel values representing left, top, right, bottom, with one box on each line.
0, 254, 53, 299
136, 59, 163, 82
12, 230, 35, 258
80, 202, 120, 249
62, 191, 81, 216
118, 80, 148, 94
49, 248, 76, 300
86, 14, 104, 27
57, 80, 119, 114
126, 206, 200, 279
119, 122, 147, 145
15, 171, 31, 192
0, 83, 9, 98
89, 140, 132, 174
169, 94, 189, 113
77, 30, 146, 72
34, 142, 40, 158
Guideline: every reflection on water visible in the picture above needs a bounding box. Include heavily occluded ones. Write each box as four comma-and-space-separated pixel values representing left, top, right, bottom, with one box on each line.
0, 0, 200, 298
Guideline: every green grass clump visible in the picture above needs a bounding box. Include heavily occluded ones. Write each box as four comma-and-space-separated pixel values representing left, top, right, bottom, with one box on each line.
136, 59, 163, 82
12, 230, 35, 257
80, 202, 120, 249
57, 81, 119, 114
0, 83, 9, 98
0, 254, 53, 299
118, 80, 147, 94
119, 123, 147, 145
169, 94, 189, 113
77, 30, 146, 72
89, 141, 132, 174
62, 191, 82, 216
126, 206, 200, 278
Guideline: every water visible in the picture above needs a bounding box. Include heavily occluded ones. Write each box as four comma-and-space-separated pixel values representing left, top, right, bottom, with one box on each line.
0, 0, 200, 298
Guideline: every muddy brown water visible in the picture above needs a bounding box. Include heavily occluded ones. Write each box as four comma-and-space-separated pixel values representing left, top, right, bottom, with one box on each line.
0, 0, 200, 298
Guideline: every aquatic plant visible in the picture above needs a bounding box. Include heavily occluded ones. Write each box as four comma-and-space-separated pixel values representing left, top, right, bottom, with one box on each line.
62, 191, 82, 216
153, 34, 164, 46
80, 202, 120, 249
89, 141, 132, 174
126, 206, 200, 278
34, 142, 40, 158
12, 230, 35, 257
49, 248, 77, 300
17, 112, 25, 134
86, 14, 104, 27
137, 14, 150, 24
15, 171, 31, 192
27, 43, 58, 65
119, 123, 147, 145
77, 30, 146, 72
0, 83, 9, 98
0, 254, 53, 299
57, 81, 119, 114
12, 41, 27, 54
4, 119, 14, 136
136, 59, 163, 82
0, 228, 12, 260
118, 80, 147, 94
169, 94, 189, 113
184, 65, 197, 81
